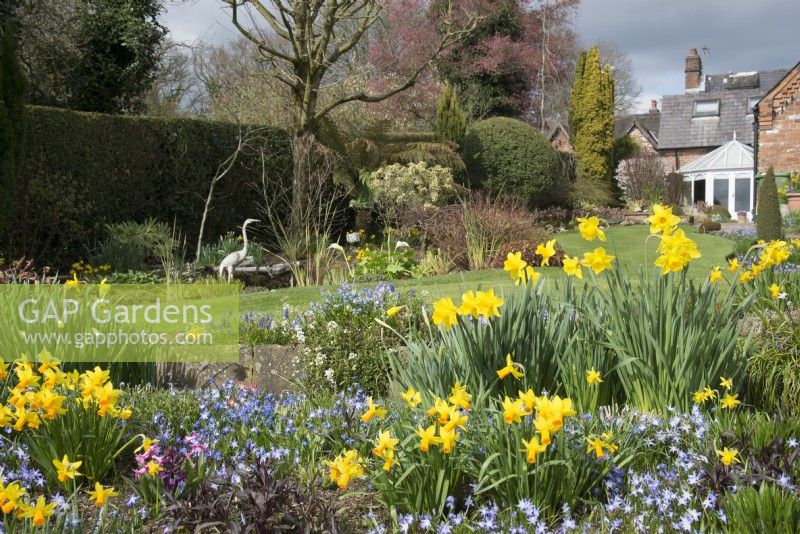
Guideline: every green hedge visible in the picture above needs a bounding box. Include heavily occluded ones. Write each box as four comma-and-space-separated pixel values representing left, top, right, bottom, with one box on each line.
3, 106, 291, 267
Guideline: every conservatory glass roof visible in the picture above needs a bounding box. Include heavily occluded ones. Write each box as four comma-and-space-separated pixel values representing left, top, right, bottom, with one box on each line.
679, 137, 754, 173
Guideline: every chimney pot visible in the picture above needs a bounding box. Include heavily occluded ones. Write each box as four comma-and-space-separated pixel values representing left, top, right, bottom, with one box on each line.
650, 99, 659, 112
685, 48, 703, 92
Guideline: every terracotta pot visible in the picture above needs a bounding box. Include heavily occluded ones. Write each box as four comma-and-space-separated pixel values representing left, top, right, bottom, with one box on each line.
788, 193, 800, 213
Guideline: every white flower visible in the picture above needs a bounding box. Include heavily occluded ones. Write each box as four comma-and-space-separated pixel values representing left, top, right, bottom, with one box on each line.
324, 368, 335, 384
395, 241, 410, 251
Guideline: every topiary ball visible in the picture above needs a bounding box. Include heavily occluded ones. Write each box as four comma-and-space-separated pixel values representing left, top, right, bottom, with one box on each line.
462, 117, 561, 208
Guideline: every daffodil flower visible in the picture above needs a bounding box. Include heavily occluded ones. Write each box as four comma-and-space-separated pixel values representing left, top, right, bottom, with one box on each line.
497, 354, 524, 380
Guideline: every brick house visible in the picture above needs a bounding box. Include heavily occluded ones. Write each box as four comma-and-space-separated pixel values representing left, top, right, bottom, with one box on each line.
754, 60, 800, 176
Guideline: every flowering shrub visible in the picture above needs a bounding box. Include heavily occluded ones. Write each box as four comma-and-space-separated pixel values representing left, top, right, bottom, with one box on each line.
366, 161, 455, 225
297, 283, 427, 395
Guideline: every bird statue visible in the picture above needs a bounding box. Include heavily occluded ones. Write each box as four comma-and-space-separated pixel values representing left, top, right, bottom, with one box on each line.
218, 218, 260, 282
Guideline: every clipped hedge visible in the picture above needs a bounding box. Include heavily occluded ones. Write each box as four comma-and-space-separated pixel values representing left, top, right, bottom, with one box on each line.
462, 117, 561, 208
3, 106, 291, 267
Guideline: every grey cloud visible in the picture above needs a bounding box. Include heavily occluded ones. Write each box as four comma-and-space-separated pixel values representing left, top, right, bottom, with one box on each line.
576, 0, 800, 110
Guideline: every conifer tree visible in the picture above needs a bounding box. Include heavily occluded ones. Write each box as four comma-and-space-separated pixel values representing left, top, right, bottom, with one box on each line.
756, 167, 783, 241
0, 24, 27, 235
435, 82, 467, 145
569, 46, 615, 205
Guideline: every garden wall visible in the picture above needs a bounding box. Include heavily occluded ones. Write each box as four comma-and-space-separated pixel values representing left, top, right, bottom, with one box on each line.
3, 106, 291, 267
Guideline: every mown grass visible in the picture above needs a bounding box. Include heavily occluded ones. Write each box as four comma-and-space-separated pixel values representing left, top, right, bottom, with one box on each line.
240, 224, 735, 317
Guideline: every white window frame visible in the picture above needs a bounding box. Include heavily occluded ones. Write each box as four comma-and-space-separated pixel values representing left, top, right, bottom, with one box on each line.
693, 100, 720, 117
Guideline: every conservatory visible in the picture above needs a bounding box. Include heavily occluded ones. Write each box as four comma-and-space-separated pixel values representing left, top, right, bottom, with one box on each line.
679, 136, 755, 220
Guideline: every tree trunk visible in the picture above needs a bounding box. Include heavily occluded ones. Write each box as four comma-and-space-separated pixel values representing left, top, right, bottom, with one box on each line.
289, 131, 315, 237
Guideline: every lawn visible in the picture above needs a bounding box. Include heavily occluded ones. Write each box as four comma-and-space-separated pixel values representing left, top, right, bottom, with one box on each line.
241, 224, 735, 317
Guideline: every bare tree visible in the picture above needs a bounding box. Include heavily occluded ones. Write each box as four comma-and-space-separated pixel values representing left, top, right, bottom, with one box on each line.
194, 125, 265, 263
256, 136, 351, 286
597, 40, 642, 116
221, 0, 478, 232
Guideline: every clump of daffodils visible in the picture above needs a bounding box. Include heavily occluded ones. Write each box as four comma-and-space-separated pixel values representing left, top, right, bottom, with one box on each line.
498, 363, 577, 464
693, 376, 741, 410
646, 204, 702, 274
431, 288, 504, 330
0, 350, 130, 433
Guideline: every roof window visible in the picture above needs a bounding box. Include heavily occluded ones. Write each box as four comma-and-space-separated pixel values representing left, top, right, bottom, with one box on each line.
693, 100, 720, 117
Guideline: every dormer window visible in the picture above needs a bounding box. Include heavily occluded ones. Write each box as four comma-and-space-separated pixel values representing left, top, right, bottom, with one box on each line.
694, 100, 720, 117
747, 97, 760, 113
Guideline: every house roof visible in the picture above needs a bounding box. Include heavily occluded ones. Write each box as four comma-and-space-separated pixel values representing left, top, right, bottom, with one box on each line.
548, 123, 569, 141
704, 69, 787, 93
678, 137, 753, 173
658, 68, 788, 150
614, 111, 661, 141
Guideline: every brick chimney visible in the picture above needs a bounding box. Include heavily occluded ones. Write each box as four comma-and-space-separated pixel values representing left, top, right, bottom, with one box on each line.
685, 48, 702, 92
649, 99, 659, 113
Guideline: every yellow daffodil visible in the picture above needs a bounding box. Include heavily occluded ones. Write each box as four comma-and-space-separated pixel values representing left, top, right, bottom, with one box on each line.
503, 251, 527, 281
94, 382, 121, 416
0, 406, 13, 427
647, 204, 681, 234
655, 229, 701, 274
87, 482, 118, 507
585, 368, 603, 385
727, 257, 740, 272
586, 432, 619, 459
426, 397, 451, 425
431, 297, 459, 329
739, 271, 753, 283
769, 283, 782, 300
535, 239, 557, 266
562, 255, 583, 279
534, 415, 556, 445
720, 393, 741, 409
475, 288, 503, 318
581, 247, 615, 274
18, 495, 56, 527
497, 353, 524, 380
380, 449, 396, 471
438, 425, 457, 454
716, 447, 739, 466
14, 365, 40, 390
360, 397, 387, 423
448, 381, 471, 410
692, 386, 717, 404
372, 430, 399, 458
443, 406, 468, 431
518, 389, 539, 414
502, 396, 527, 424
386, 306, 404, 318
65, 273, 81, 288
325, 450, 364, 489
0, 481, 26, 513
401, 387, 421, 408
517, 265, 540, 286
417, 424, 440, 452
521, 436, 548, 464
709, 267, 722, 284
459, 290, 481, 318
576, 216, 606, 242
720, 377, 733, 390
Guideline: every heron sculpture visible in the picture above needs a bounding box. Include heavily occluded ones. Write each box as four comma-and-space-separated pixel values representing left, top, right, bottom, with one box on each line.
218, 218, 260, 282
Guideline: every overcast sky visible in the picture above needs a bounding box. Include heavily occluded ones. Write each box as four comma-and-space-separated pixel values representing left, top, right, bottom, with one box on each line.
162, 0, 800, 112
